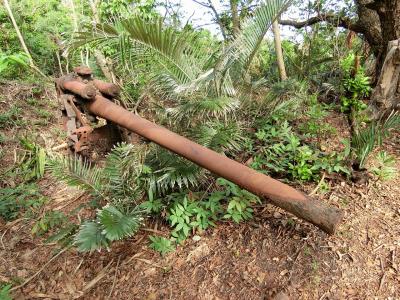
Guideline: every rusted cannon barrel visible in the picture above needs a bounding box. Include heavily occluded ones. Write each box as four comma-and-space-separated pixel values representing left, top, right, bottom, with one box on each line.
58, 78, 344, 234
92, 79, 120, 98
57, 78, 96, 100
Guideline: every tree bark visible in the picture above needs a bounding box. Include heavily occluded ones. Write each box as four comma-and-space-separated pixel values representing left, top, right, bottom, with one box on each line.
230, 0, 240, 37
272, 20, 287, 80
88, 0, 116, 83
279, 0, 400, 78
370, 39, 400, 116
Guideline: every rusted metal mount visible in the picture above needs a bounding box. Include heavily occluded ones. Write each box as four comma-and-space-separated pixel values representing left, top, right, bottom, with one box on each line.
56, 67, 121, 152
56, 69, 344, 234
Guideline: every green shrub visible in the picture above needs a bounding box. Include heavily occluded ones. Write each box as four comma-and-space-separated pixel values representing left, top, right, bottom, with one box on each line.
149, 236, 175, 256
0, 183, 46, 221
371, 151, 397, 181
32, 211, 66, 236
217, 178, 259, 223
0, 52, 29, 77
17, 138, 46, 181
250, 120, 349, 181
48, 143, 146, 251
167, 193, 218, 241
0, 105, 24, 129
0, 284, 12, 300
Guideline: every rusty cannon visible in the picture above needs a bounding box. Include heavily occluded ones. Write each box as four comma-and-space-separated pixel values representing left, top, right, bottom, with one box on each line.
55, 67, 344, 234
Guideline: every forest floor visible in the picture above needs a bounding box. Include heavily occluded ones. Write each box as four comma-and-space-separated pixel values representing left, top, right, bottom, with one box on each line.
0, 81, 399, 300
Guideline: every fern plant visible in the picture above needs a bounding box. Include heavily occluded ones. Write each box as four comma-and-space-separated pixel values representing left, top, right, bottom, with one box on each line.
48, 143, 146, 252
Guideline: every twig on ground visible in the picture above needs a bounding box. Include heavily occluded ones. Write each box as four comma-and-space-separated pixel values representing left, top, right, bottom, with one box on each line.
10, 246, 71, 292
379, 256, 386, 291
319, 292, 328, 300
309, 173, 326, 196
108, 255, 121, 299
51, 142, 68, 151
132, 257, 166, 270
74, 258, 84, 274
82, 259, 114, 292
379, 272, 386, 291
28, 293, 59, 299
54, 191, 86, 211
124, 251, 145, 265
0, 229, 7, 250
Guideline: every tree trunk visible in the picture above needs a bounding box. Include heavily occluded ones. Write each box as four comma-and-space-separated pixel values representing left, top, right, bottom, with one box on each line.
356, 0, 400, 77
272, 20, 287, 80
3, 0, 48, 77
370, 39, 400, 116
230, 0, 240, 37
88, 0, 116, 83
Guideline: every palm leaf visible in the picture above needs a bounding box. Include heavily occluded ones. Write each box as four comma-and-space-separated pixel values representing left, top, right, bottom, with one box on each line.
104, 142, 144, 198
146, 148, 203, 194
214, 0, 291, 86
75, 17, 205, 88
47, 156, 105, 197
98, 205, 142, 241
167, 96, 240, 122
74, 221, 109, 252
192, 121, 244, 153
352, 111, 400, 167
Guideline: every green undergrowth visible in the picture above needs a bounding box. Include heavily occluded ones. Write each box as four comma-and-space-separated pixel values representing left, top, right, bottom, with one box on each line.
249, 113, 350, 182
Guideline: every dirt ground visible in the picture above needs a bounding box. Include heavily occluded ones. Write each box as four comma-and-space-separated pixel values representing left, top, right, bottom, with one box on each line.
0, 81, 399, 300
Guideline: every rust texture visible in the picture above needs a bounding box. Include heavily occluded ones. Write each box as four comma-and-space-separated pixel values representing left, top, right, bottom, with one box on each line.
56, 74, 344, 234
58, 79, 96, 100
92, 79, 120, 98
73, 66, 92, 76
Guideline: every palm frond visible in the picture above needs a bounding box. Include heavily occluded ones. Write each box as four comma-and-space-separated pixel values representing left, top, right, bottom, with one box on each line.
47, 156, 105, 197
352, 111, 400, 167
214, 0, 290, 82
74, 221, 109, 252
167, 96, 239, 122
192, 121, 244, 153
352, 125, 377, 168
146, 148, 203, 194
75, 17, 205, 88
98, 205, 143, 241
371, 151, 397, 180
104, 142, 145, 199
